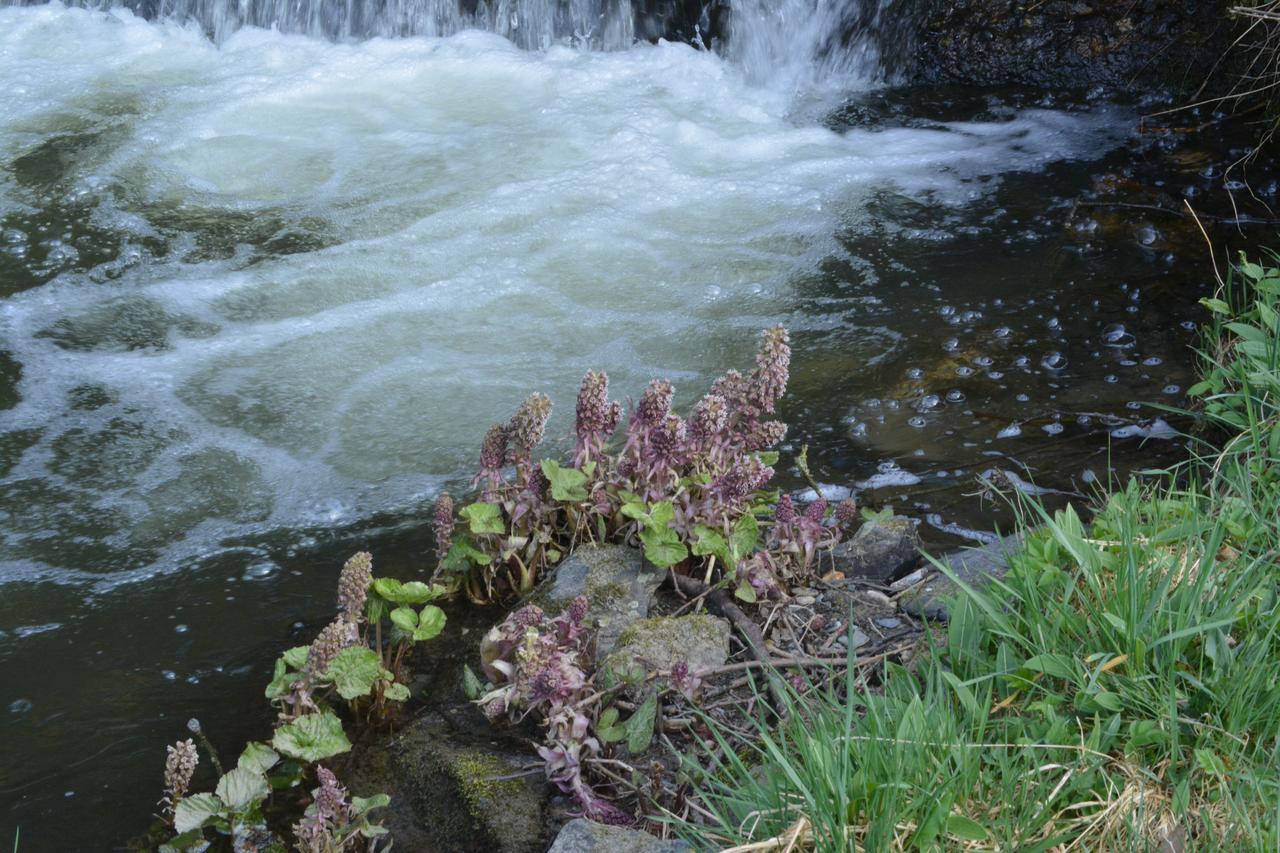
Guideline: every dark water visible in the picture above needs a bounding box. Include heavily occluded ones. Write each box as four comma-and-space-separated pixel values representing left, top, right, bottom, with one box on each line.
1, 11, 1276, 848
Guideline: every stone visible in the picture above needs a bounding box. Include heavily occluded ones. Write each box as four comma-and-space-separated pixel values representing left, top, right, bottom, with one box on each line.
821, 515, 920, 582
339, 713, 548, 853
875, 616, 901, 629
899, 529, 1032, 622
602, 614, 730, 677
548, 818, 691, 853
523, 544, 664, 661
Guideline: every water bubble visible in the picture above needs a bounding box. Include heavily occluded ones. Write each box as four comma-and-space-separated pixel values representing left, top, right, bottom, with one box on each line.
1013, 355, 1030, 368
987, 370, 1004, 379
1163, 384, 1180, 395
1126, 401, 1142, 410
955, 366, 975, 377
940, 305, 955, 316
973, 355, 993, 367
1047, 317, 1060, 330
994, 326, 1012, 338
905, 367, 923, 380
1136, 225, 1159, 246
943, 338, 959, 352
863, 398, 881, 408
945, 389, 965, 403
242, 560, 279, 581
1016, 393, 1030, 402
1040, 352, 1067, 370
1102, 323, 1134, 347
1142, 356, 1162, 366
174, 624, 189, 634
1042, 422, 1064, 435
961, 310, 982, 323
918, 394, 940, 411
908, 416, 926, 429
996, 423, 1022, 438
9, 699, 33, 715
162, 670, 177, 682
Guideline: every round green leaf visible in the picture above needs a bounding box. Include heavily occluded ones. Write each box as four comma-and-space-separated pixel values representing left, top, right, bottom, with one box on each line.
389, 606, 418, 634
412, 605, 446, 642
215, 766, 268, 811
324, 646, 384, 700
173, 792, 224, 834
271, 711, 352, 763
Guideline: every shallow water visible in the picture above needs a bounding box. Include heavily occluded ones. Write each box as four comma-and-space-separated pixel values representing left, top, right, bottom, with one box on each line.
0, 4, 1269, 848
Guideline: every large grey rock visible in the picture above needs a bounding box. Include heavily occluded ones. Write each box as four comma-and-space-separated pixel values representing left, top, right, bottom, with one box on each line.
340, 713, 548, 853
548, 818, 692, 853
821, 515, 920, 582
900, 529, 1031, 622
602, 614, 730, 678
524, 544, 664, 661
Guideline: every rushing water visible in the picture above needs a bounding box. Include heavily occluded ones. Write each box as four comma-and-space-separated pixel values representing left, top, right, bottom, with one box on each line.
0, 1, 1261, 847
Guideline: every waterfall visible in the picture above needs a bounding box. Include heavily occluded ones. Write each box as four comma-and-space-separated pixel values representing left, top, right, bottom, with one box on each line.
4, 0, 914, 84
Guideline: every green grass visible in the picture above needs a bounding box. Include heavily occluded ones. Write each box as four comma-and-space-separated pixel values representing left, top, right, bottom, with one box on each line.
673, 256, 1280, 851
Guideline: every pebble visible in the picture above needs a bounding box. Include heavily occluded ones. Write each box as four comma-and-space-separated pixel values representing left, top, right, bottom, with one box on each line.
794, 595, 816, 606
875, 617, 901, 629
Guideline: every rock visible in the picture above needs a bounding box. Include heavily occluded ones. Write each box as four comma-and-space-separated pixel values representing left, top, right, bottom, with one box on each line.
523, 544, 664, 661
602, 614, 730, 678
899, 529, 1032, 622
340, 713, 548, 853
821, 515, 920, 582
548, 819, 691, 853
875, 617, 901, 629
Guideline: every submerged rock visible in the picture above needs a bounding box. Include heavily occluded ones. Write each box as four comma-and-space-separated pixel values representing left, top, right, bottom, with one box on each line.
340, 713, 548, 853
900, 528, 1032, 621
602, 614, 730, 678
523, 544, 665, 661
821, 515, 920, 582
548, 818, 692, 853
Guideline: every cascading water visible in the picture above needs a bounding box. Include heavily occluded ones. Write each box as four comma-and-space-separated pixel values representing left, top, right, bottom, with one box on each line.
0, 0, 1162, 848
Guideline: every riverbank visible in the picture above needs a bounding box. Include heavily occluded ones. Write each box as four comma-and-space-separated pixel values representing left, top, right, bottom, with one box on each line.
670, 256, 1280, 850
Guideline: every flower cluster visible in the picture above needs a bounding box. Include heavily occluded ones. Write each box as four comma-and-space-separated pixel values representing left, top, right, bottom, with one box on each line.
337, 552, 373, 624
477, 597, 622, 821
292, 766, 352, 853
433, 493, 455, 562
161, 738, 199, 820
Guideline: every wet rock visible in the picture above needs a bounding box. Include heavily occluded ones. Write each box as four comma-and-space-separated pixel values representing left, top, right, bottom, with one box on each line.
523, 544, 664, 661
341, 713, 549, 853
548, 818, 692, 853
899, 529, 1032, 622
602, 614, 730, 677
913, 0, 1231, 92
820, 515, 920, 582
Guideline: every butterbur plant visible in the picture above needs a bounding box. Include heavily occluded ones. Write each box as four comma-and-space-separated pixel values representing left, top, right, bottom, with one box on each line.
434, 326, 855, 602
475, 597, 631, 822
293, 766, 390, 853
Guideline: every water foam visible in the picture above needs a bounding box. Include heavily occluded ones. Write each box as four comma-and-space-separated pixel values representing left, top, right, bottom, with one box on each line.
0, 4, 1126, 588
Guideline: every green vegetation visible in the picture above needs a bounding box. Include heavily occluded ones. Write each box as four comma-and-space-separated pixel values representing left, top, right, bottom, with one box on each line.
155, 552, 442, 852
675, 255, 1280, 850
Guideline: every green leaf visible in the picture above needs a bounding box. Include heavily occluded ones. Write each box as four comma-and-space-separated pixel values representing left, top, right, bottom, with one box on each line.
383, 682, 410, 702
541, 460, 589, 502
1022, 654, 1075, 680
730, 512, 759, 560
1200, 297, 1231, 315
624, 693, 657, 754
639, 526, 688, 568
271, 712, 352, 763
389, 606, 419, 634
461, 502, 506, 535
324, 646, 385, 700
462, 664, 483, 701
648, 500, 675, 528
265, 657, 302, 700
413, 605, 446, 642
173, 793, 224, 834
158, 829, 207, 852
282, 646, 310, 670
440, 537, 493, 573
734, 579, 758, 603
946, 815, 988, 842
237, 742, 279, 775
372, 577, 442, 605
215, 766, 268, 812
755, 451, 780, 466
620, 501, 650, 522
351, 793, 391, 817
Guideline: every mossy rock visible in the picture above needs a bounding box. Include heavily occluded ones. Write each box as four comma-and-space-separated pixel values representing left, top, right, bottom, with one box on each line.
603, 614, 730, 679
340, 713, 548, 853
820, 515, 920, 583
521, 543, 663, 661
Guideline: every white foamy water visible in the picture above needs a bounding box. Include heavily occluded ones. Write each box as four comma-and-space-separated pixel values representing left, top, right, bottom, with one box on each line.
0, 4, 1126, 587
